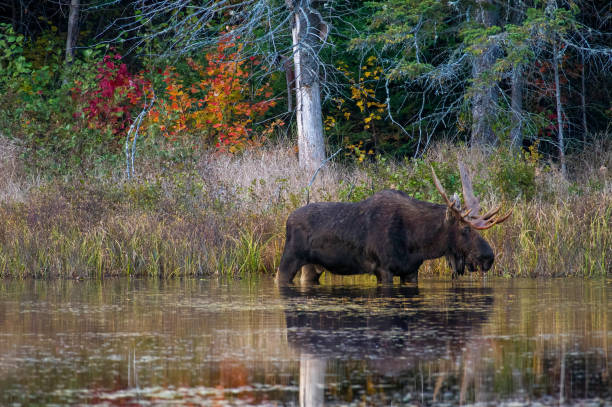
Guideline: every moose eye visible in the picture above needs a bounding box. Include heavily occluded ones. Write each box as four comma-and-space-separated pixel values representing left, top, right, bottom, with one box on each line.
462, 226, 471, 235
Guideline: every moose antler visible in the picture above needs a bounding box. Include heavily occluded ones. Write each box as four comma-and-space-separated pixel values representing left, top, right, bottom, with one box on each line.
431, 166, 466, 221
431, 166, 457, 209
458, 162, 481, 216
431, 163, 512, 230
457, 161, 512, 229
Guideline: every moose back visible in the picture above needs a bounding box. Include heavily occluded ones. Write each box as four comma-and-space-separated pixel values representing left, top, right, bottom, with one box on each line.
276, 163, 510, 284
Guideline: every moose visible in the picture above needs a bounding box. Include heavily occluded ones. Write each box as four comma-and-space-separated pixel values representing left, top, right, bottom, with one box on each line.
276, 162, 511, 284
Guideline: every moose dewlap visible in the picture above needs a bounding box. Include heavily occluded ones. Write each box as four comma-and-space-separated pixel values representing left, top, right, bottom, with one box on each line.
276, 162, 511, 284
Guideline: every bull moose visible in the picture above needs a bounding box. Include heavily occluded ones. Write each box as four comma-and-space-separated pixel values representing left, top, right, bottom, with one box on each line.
276, 162, 511, 284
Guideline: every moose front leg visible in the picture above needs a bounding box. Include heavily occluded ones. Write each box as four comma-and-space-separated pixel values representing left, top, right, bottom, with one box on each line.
277, 252, 305, 284
400, 273, 419, 284
398, 260, 423, 284
374, 268, 394, 284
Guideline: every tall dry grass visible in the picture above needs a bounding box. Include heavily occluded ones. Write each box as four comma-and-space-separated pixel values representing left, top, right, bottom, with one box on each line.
0, 137, 40, 203
0, 137, 609, 279
198, 144, 359, 210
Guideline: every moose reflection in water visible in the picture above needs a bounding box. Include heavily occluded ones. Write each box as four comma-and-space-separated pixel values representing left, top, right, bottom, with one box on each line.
276, 162, 511, 285
279, 284, 495, 406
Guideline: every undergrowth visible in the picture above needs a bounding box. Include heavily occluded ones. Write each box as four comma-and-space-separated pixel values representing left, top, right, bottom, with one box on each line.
0, 139, 609, 279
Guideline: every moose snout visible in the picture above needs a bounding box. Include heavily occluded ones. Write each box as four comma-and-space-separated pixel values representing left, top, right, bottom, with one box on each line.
479, 250, 495, 271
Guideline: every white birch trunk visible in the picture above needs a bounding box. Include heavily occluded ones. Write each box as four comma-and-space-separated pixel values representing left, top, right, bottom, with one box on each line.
295, 79, 325, 170
289, 0, 327, 171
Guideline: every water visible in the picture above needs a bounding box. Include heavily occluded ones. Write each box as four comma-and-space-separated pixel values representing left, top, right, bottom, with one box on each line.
0, 277, 609, 406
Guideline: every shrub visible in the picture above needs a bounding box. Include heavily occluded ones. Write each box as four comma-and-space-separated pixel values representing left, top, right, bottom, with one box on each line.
490, 146, 538, 200
339, 156, 461, 203
148, 37, 277, 152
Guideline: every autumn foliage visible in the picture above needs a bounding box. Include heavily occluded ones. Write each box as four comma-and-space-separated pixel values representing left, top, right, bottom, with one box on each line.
326, 56, 387, 161
149, 37, 277, 152
72, 53, 151, 141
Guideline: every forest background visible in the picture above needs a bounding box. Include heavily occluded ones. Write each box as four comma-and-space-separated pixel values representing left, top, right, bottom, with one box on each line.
0, 0, 610, 279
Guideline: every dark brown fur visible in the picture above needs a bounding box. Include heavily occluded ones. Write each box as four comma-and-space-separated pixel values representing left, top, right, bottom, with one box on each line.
276, 190, 494, 284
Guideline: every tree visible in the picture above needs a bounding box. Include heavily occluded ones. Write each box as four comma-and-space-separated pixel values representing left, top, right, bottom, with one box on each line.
548, 1, 568, 175
1, 0, 609, 167
110, 0, 331, 169
65, 0, 80, 64
354, 0, 611, 161
354, 0, 464, 155
508, 1, 527, 150
287, 0, 327, 169
494, 0, 610, 175
470, 0, 501, 146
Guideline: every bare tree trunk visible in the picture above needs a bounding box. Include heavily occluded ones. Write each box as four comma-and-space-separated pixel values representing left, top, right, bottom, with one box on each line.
283, 56, 295, 112
510, 65, 524, 150
509, 0, 525, 151
65, 0, 80, 64
552, 40, 567, 176
580, 50, 588, 140
287, 0, 327, 170
470, 0, 500, 146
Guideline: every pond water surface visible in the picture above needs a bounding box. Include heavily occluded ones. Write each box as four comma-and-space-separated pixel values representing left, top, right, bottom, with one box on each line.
0, 277, 609, 406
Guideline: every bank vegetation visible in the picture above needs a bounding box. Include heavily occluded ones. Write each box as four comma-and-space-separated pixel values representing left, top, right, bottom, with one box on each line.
0, 137, 609, 279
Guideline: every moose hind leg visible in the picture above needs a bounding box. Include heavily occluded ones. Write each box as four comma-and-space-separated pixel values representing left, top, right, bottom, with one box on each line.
300, 264, 323, 284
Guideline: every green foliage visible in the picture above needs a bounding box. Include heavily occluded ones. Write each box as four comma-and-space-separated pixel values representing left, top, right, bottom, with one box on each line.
490, 147, 538, 201
124, 181, 163, 210
355, 0, 455, 83
360, 0, 448, 55
0, 24, 32, 87
339, 156, 460, 203
0, 29, 119, 174
22, 22, 65, 69
461, 25, 503, 54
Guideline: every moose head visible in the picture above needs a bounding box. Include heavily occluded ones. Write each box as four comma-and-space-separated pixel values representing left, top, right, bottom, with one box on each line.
431, 162, 512, 276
